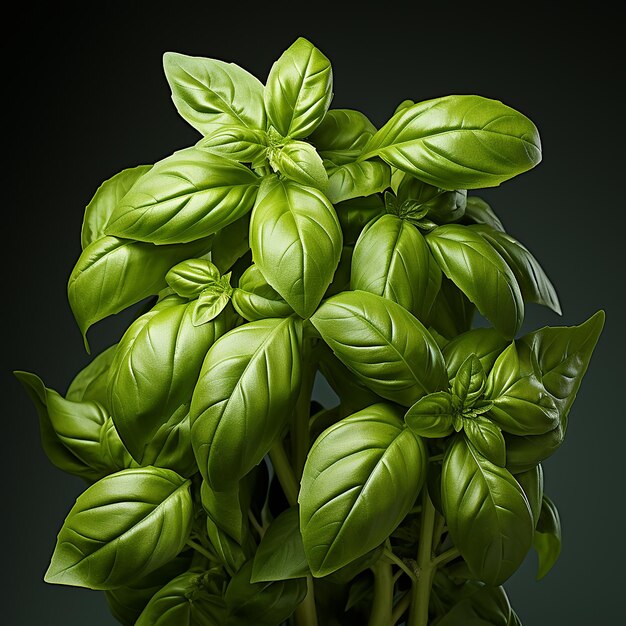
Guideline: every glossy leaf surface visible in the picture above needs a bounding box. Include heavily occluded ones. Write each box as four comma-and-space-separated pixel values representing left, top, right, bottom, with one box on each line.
534, 495, 562, 580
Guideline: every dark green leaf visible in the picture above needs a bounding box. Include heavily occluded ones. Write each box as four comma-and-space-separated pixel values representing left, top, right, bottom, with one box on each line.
534, 495, 562, 580
270, 140, 328, 190
324, 245, 353, 298
232, 264, 294, 321
198, 125, 268, 162
326, 160, 391, 204
426, 224, 524, 339
437, 583, 513, 626
206, 516, 251, 576
201, 479, 247, 544
250, 177, 342, 318
428, 276, 475, 339
453, 355, 486, 407
299, 403, 426, 576
136, 570, 226, 625
105, 149, 259, 244
265, 37, 333, 138
505, 425, 565, 474
211, 213, 250, 273
163, 52, 266, 134
462, 196, 505, 232
471, 225, 561, 314
68, 235, 212, 350
443, 327, 509, 380
225, 560, 307, 626
334, 195, 385, 246
405, 391, 455, 438
351, 214, 441, 321
191, 317, 302, 489
311, 290, 447, 406
486, 343, 559, 435
108, 296, 234, 463
45, 467, 193, 589
517, 310, 605, 427
66, 344, 118, 406
252, 507, 310, 582
81, 165, 151, 249
442, 436, 534, 585
515, 464, 544, 527
360, 95, 541, 189
463, 418, 506, 467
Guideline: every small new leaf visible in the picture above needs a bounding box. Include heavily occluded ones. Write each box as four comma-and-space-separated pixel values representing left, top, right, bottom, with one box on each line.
463, 417, 506, 467
453, 354, 486, 408
166, 258, 222, 299
270, 140, 328, 190
405, 391, 455, 438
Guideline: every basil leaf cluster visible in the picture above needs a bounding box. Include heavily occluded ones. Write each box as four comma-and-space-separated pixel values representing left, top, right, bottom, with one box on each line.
16, 36, 604, 626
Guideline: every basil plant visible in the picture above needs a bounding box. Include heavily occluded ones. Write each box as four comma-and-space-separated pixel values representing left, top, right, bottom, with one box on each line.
16, 37, 604, 626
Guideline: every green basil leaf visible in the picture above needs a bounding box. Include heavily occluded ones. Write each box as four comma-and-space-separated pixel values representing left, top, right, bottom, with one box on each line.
270, 140, 328, 190
225, 559, 306, 626
191, 317, 302, 489
193, 290, 232, 326
463, 418, 506, 467
312, 290, 447, 406
471, 225, 561, 315
394, 175, 467, 224
428, 276, 475, 339
105, 149, 260, 244
45, 467, 193, 589
108, 297, 234, 461
206, 516, 252, 576
334, 195, 385, 246
442, 436, 534, 585
324, 245, 353, 298
426, 224, 524, 339
485, 343, 559, 435
198, 125, 268, 163
15, 371, 126, 481
265, 37, 333, 138
534, 495, 562, 580
211, 213, 250, 273
252, 507, 309, 583
201, 479, 248, 545
515, 464, 544, 527
351, 215, 441, 321
165, 258, 221, 298
504, 426, 565, 474
517, 310, 605, 427
136, 570, 226, 626
437, 583, 513, 626
309, 109, 376, 164
324, 546, 384, 585
360, 95, 541, 189
405, 391, 455, 438
68, 234, 212, 350
81, 165, 152, 249
442, 328, 509, 380
232, 264, 294, 321
250, 177, 342, 318
326, 160, 391, 204
105, 554, 193, 625
300, 403, 426, 577
163, 52, 266, 134
462, 196, 505, 232
66, 344, 118, 406
453, 355, 486, 408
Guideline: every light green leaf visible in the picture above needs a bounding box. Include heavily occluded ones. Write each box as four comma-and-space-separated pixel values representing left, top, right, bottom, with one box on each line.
163, 52, 266, 134
442, 436, 534, 585
191, 317, 302, 490
166, 258, 222, 298
265, 37, 333, 138
426, 224, 524, 339
198, 125, 268, 163
309, 109, 376, 164
68, 234, 212, 350
252, 507, 309, 582
405, 391, 455, 438
66, 344, 118, 406
443, 328, 509, 381
299, 403, 426, 577
463, 418, 506, 467
311, 290, 447, 406
45, 467, 193, 589
270, 140, 328, 190
471, 225, 561, 315
81, 165, 151, 249
232, 264, 294, 321
534, 495, 562, 580
326, 160, 391, 204
351, 215, 441, 322
193, 290, 232, 326
105, 148, 259, 244
211, 213, 250, 273
360, 95, 541, 189
250, 177, 342, 318
206, 516, 251, 576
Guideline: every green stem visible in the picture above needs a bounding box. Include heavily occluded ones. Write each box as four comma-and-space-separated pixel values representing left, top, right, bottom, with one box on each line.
408, 489, 437, 626
368, 560, 394, 626
294, 575, 318, 626
433, 547, 460, 568
186, 538, 215, 562
292, 341, 317, 479
383, 548, 417, 583
392, 591, 412, 625
269, 439, 299, 507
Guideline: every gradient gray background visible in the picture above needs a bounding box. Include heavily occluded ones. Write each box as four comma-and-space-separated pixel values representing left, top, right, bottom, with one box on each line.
4, 5, 624, 625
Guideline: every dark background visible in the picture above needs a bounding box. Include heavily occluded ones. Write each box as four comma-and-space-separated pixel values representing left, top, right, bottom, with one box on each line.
4, 4, 624, 625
